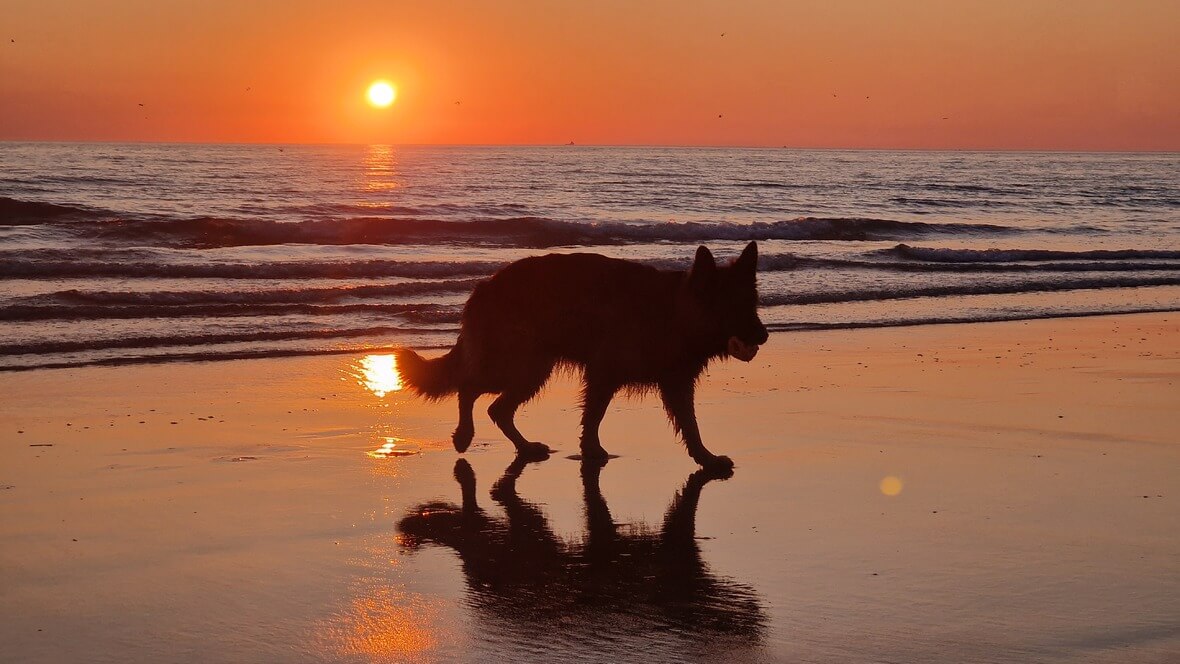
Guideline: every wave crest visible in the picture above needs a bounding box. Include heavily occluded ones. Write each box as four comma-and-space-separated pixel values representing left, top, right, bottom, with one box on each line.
888, 244, 1180, 263
20, 211, 1021, 248
0, 197, 104, 225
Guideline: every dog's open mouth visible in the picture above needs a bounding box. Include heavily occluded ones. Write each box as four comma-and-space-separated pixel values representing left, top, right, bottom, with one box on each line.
727, 336, 759, 362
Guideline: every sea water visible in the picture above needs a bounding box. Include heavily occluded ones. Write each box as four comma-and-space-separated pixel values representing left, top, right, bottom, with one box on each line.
1, 143, 1177, 371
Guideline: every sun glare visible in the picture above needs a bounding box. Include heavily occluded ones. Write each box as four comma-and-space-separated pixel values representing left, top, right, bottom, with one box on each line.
356, 354, 403, 397
366, 81, 396, 108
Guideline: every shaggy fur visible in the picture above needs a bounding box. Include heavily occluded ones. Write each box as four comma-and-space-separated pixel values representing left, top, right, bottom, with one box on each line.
394, 241, 768, 470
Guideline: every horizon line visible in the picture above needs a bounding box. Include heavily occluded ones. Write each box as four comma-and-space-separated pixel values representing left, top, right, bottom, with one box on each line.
1, 139, 1178, 154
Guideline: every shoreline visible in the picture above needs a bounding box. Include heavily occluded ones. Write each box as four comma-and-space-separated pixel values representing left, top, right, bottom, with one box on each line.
2, 306, 1177, 374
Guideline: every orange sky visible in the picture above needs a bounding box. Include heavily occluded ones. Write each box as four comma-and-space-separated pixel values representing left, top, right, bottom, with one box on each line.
1, 0, 1177, 149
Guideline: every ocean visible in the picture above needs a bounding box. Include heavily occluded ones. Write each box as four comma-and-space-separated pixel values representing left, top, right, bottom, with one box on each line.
1, 143, 1178, 371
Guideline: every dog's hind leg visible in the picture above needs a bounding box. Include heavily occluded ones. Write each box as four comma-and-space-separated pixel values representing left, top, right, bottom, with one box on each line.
489, 390, 551, 459
659, 379, 734, 473
487, 363, 554, 459
452, 390, 478, 452
578, 377, 616, 459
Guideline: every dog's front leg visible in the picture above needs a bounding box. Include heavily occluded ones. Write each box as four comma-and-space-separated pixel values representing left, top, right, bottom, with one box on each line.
658, 379, 734, 472
578, 377, 617, 458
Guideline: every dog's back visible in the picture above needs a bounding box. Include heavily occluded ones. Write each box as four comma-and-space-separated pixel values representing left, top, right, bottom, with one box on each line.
462, 253, 684, 381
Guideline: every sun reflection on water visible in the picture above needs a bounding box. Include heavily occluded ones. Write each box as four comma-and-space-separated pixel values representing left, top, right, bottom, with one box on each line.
368, 437, 418, 459
318, 580, 444, 661
354, 354, 403, 398
362, 144, 399, 193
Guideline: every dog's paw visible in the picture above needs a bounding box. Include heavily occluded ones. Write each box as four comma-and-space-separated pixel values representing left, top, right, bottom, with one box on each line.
452, 427, 474, 453
575, 442, 611, 460
516, 441, 552, 460
698, 454, 735, 477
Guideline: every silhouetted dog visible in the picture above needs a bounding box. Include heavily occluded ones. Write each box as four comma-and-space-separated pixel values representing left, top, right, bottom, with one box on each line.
396, 459, 765, 652
395, 242, 768, 470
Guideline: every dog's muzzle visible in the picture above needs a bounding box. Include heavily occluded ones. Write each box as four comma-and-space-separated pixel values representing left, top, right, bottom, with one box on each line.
727, 336, 759, 362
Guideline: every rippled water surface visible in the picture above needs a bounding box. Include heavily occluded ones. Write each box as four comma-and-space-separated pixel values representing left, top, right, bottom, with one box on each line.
1, 144, 1177, 370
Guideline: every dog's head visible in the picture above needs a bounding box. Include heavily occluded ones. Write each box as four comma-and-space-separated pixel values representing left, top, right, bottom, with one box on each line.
686, 241, 769, 362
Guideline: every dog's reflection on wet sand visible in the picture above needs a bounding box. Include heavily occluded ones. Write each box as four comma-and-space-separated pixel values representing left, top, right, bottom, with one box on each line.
397, 458, 765, 652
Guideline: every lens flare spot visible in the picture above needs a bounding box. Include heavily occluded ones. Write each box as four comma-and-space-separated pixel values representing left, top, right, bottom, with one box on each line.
880, 476, 904, 497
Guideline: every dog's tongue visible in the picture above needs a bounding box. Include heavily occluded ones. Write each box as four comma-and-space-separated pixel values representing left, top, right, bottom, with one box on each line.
727, 336, 759, 362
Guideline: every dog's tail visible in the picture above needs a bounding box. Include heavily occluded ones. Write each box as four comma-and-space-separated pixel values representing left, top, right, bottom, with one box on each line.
394, 345, 462, 400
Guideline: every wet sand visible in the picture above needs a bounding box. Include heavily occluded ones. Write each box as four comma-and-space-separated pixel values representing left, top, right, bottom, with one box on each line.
1, 313, 1177, 663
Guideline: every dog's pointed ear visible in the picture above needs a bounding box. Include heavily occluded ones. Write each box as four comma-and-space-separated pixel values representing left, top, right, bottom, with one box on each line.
734, 241, 758, 276
688, 245, 716, 288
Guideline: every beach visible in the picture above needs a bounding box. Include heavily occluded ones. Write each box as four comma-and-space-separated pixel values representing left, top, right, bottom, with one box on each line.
5, 1, 1179, 661
2, 312, 1177, 663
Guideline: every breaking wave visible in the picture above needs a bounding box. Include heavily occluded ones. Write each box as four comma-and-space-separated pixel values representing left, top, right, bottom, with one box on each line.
14, 279, 481, 307
0, 325, 454, 356
0, 256, 506, 280
760, 275, 1180, 306
4, 199, 1025, 248
887, 244, 1180, 263
0, 196, 105, 225
0, 301, 462, 323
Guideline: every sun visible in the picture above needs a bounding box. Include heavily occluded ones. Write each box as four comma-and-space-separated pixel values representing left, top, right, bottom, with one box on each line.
366, 81, 396, 108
